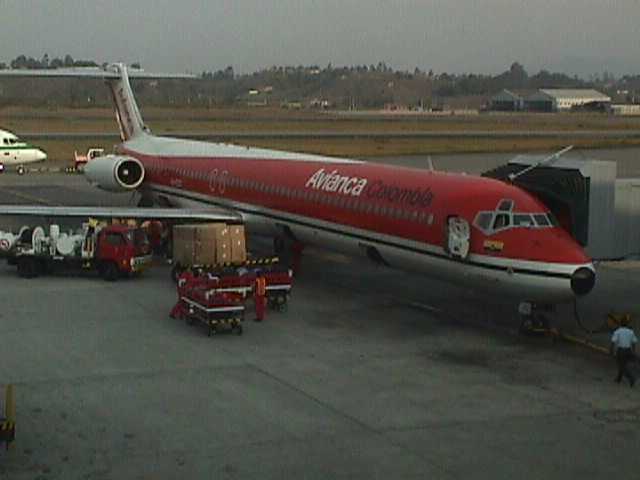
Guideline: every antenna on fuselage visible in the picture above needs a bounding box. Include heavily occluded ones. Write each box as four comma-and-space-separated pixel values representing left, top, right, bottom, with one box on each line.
508, 145, 573, 182
427, 155, 435, 172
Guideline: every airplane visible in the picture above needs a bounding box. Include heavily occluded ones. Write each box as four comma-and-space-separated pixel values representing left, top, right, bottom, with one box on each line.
0, 64, 596, 304
0, 128, 47, 171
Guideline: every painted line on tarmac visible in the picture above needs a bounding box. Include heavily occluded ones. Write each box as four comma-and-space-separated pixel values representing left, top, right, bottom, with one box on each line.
1, 187, 59, 206
408, 301, 444, 314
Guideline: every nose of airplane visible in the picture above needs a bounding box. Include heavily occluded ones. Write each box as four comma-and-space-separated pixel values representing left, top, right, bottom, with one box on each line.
571, 267, 596, 296
36, 149, 47, 162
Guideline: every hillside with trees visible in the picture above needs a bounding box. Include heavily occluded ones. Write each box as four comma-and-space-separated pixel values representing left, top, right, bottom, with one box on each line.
0, 54, 636, 109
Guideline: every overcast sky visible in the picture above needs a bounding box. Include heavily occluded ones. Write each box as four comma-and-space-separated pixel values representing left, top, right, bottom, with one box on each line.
1, 0, 639, 77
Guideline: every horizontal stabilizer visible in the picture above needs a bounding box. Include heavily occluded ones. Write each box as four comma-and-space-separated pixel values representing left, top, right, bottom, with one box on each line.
0, 63, 194, 141
0, 66, 195, 80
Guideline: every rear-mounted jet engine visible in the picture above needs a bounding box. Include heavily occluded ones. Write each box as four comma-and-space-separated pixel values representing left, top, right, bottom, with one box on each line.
83, 155, 145, 192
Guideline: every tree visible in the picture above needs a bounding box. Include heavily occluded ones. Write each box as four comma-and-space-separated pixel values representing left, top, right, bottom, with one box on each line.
50, 57, 64, 69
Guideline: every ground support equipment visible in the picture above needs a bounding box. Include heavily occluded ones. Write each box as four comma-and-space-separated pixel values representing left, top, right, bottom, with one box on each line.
180, 291, 245, 336
263, 268, 293, 311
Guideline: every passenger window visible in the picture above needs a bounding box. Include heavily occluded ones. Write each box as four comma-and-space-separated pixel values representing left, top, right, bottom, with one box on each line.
493, 213, 511, 230
533, 214, 550, 227
513, 214, 534, 227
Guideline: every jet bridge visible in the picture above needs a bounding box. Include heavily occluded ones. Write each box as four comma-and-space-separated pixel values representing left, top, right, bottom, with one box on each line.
483, 156, 617, 259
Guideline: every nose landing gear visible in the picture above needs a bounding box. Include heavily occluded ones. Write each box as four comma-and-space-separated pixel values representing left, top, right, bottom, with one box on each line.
518, 301, 552, 335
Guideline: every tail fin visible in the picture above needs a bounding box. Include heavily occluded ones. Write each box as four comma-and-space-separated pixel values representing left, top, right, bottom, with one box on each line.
105, 63, 149, 141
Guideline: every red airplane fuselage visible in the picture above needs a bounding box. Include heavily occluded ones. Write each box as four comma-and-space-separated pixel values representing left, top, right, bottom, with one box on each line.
117, 134, 596, 302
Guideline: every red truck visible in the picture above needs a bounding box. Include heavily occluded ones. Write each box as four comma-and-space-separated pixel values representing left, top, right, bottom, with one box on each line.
73, 148, 104, 172
6, 222, 152, 280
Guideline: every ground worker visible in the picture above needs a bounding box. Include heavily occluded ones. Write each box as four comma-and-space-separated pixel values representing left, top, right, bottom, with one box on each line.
610, 317, 637, 387
170, 269, 195, 319
254, 273, 267, 322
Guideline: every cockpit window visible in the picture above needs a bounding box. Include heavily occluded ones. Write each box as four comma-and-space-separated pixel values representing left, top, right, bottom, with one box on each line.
493, 213, 511, 230
533, 214, 550, 227
546, 212, 560, 227
497, 199, 514, 211
513, 214, 533, 227
473, 200, 557, 236
474, 212, 493, 231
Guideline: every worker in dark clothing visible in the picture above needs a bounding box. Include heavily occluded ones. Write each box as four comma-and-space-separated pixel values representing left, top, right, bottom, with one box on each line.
254, 273, 267, 322
610, 318, 638, 387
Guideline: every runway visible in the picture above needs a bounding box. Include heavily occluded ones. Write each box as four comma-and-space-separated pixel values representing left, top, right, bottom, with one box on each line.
0, 173, 639, 479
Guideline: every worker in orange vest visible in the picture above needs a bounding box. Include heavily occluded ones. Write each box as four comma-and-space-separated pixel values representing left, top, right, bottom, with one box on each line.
254, 274, 267, 322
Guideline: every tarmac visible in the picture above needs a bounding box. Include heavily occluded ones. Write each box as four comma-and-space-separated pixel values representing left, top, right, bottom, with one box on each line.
0, 172, 639, 479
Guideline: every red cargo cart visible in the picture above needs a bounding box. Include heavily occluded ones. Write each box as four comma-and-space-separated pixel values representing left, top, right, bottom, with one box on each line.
181, 288, 245, 336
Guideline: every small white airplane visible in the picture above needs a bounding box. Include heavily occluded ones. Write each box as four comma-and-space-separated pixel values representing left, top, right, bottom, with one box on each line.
0, 129, 47, 171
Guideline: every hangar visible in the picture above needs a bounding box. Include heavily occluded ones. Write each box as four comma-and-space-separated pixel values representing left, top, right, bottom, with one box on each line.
525, 89, 611, 112
490, 88, 612, 112
489, 89, 534, 111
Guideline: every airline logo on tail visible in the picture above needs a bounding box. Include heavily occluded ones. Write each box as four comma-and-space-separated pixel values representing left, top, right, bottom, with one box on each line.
117, 87, 135, 139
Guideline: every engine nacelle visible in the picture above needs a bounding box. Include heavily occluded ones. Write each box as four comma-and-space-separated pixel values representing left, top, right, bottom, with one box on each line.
83, 155, 145, 192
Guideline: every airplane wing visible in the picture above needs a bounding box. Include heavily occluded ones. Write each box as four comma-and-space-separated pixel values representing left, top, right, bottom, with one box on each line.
0, 205, 242, 223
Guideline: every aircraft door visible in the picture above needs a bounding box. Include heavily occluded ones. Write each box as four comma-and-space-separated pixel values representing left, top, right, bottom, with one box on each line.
445, 216, 470, 259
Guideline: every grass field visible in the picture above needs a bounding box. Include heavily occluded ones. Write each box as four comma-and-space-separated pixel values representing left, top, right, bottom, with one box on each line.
3, 107, 640, 162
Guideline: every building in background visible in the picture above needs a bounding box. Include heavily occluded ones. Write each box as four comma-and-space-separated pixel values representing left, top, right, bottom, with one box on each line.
489, 89, 535, 111
489, 88, 612, 112
608, 104, 640, 116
